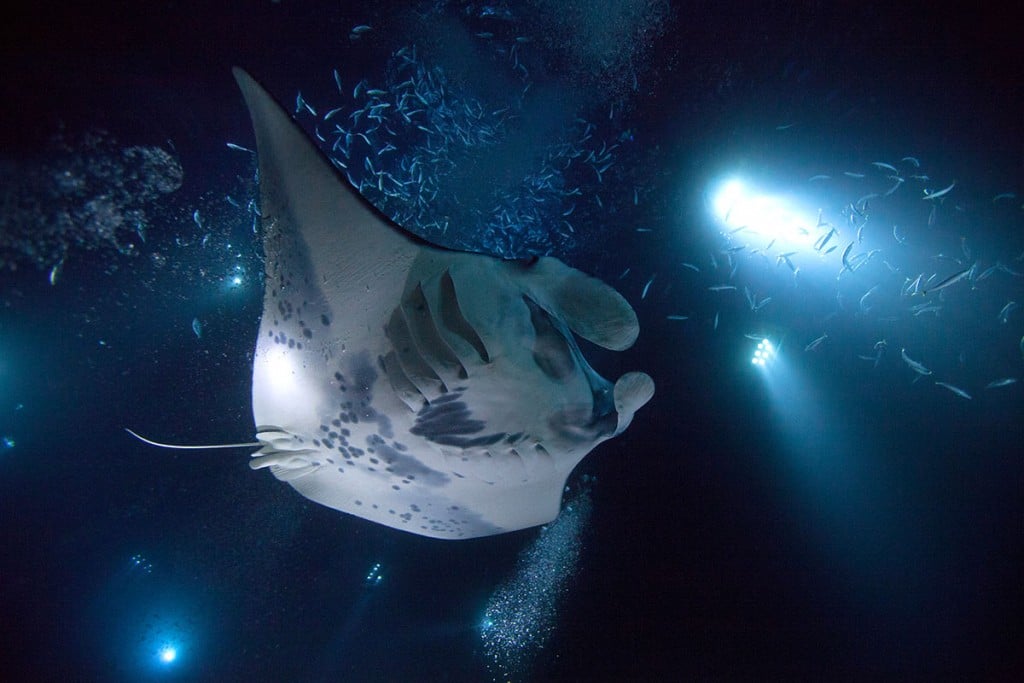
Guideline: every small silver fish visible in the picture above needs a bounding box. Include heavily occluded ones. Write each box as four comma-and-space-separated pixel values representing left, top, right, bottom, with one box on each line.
859, 284, 880, 312
893, 224, 908, 245
935, 381, 971, 400
923, 180, 956, 200
900, 348, 932, 375
998, 301, 1018, 324
920, 268, 970, 295
641, 275, 656, 300
840, 242, 855, 272
805, 333, 828, 352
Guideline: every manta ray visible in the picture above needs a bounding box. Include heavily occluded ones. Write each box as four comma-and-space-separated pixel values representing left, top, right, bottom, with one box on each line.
133, 68, 653, 539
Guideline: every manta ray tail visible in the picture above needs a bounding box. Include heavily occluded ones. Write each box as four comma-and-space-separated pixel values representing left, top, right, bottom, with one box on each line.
124, 428, 261, 450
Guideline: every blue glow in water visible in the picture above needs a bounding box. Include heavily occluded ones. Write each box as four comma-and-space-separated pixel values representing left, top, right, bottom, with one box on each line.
88, 554, 204, 679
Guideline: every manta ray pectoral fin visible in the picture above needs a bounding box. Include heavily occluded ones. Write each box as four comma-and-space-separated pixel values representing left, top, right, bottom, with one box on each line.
233, 67, 423, 360
523, 257, 640, 351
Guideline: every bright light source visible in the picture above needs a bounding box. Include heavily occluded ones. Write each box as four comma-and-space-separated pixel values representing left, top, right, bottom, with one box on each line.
751, 338, 776, 367
223, 264, 246, 290
712, 179, 746, 220
158, 645, 177, 663
710, 177, 819, 250
365, 562, 384, 586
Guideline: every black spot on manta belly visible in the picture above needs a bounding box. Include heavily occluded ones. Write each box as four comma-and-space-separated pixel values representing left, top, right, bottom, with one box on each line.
370, 440, 448, 486
349, 352, 378, 403
410, 392, 486, 441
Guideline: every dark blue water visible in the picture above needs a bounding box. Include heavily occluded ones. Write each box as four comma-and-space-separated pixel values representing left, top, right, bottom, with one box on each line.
2, 2, 1021, 680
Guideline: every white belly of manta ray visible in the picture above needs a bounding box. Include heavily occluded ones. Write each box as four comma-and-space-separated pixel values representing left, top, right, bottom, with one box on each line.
128, 68, 654, 540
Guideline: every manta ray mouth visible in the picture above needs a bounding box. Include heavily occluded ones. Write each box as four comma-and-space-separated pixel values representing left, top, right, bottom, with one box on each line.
522, 295, 618, 437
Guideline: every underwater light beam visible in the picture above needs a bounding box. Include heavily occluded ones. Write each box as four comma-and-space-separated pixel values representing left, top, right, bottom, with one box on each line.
710, 177, 819, 251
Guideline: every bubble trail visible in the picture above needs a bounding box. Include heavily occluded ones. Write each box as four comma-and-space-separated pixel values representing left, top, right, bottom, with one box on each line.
480, 483, 593, 682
